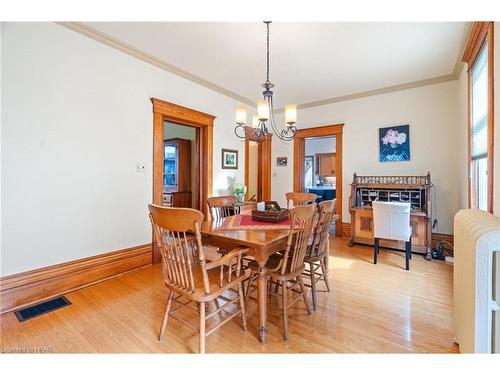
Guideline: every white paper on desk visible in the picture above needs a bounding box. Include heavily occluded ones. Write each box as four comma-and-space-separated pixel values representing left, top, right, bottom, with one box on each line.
257, 202, 266, 211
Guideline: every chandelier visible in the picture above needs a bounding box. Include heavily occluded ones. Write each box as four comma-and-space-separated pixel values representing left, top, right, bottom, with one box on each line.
234, 21, 297, 142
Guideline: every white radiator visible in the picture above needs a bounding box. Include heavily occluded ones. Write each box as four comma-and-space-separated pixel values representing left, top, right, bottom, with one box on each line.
454, 209, 500, 353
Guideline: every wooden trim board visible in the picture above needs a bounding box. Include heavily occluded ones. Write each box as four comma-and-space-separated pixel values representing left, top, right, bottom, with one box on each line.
463, 22, 495, 213
152, 98, 215, 263
294, 124, 344, 237
0, 244, 152, 315
341, 222, 351, 238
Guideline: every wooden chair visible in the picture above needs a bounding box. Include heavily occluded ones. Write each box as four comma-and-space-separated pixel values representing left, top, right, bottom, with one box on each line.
285, 192, 318, 209
245, 204, 317, 340
207, 195, 237, 220
148, 204, 248, 353
303, 199, 336, 310
372, 201, 412, 271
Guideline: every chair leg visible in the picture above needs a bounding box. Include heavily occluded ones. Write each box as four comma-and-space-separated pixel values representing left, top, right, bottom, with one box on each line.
245, 270, 255, 302
405, 240, 410, 271
199, 301, 206, 354
282, 281, 289, 340
158, 290, 174, 341
237, 282, 247, 331
309, 261, 317, 310
320, 257, 331, 292
409, 236, 412, 259
274, 280, 280, 294
298, 275, 312, 315
374, 238, 379, 264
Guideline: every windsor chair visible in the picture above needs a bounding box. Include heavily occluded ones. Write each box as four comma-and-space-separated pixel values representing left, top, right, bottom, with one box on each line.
245, 204, 317, 340
303, 199, 336, 310
148, 204, 248, 353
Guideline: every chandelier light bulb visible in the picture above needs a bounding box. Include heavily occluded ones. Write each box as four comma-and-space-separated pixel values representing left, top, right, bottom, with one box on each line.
252, 114, 260, 128
257, 100, 270, 121
235, 106, 247, 125
285, 104, 297, 126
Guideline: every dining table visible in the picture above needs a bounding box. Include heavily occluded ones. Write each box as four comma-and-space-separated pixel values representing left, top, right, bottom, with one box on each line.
200, 214, 290, 343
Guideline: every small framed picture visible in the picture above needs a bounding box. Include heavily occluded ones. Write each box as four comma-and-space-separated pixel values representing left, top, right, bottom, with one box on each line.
221, 148, 238, 169
276, 157, 288, 167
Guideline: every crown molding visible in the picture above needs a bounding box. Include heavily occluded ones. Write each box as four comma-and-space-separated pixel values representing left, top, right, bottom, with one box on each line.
57, 21, 471, 113
56, 22, 256, 107
274, 74, 456, 113
452, 22, 472, 78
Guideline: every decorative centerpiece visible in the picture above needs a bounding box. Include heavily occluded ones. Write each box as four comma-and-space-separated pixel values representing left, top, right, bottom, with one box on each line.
233, 183, 247, 203
252, 201, 290, 223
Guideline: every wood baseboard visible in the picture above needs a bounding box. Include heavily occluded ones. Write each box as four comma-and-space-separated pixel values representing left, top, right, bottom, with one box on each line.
0, 243, 152, 315
431, 233, 454, 256
341, 222, 351, 237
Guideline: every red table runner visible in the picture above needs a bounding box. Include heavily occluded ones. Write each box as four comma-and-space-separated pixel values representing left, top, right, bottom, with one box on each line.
218, 215, 292, 231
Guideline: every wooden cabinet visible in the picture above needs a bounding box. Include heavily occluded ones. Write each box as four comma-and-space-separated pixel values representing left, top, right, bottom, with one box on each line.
163, 138, 192, 208
163, 192, 192, 208
348, 173, 433, 259
315, 153, 336, 176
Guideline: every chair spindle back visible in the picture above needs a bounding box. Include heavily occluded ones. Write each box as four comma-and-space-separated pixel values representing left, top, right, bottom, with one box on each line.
309, 199, 336, 258
148, 204, 211, 295
280, 204, 317, 275
285, 192, 318, 209
207, 195, 237, 220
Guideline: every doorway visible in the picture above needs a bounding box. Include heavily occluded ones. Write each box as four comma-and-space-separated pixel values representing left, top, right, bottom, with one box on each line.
151, 98, 216, 263
244, 134, 272, 201
163, 122, 198, 209
294, 124, 344, 236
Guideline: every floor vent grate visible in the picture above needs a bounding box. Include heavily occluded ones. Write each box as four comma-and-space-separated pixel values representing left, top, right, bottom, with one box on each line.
15, 296, 71, 322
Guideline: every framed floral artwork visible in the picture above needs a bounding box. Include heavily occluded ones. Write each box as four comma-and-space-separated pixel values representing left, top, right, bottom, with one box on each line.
379, 125, 410, 162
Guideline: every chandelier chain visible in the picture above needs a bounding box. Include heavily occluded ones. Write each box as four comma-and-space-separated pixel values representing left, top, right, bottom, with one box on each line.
266, 21, 270, 82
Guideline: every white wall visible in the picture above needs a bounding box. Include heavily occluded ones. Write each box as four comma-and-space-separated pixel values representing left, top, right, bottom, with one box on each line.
272, 80, 460, 234
304, 137, 336, 155
1, 22, 246, 276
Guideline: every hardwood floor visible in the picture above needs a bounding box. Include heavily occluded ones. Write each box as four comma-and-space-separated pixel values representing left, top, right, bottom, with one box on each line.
0, 237, 458, 353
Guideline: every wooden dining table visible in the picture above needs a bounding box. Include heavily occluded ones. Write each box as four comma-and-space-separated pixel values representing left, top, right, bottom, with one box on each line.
200, 215, 290, 343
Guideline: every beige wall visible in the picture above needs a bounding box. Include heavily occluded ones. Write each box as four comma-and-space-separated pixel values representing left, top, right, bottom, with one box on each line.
272, 80, 460, 234
1, 23, 246, 276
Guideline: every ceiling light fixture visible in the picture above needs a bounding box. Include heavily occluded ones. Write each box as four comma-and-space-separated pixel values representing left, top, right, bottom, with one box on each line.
234, 21, 297, 142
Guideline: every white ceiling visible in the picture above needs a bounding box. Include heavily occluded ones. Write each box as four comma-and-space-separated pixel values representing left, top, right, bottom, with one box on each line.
86, 22, 468, 108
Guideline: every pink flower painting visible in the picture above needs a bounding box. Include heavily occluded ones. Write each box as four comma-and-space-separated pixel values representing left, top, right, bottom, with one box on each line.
379, 125, 410, 162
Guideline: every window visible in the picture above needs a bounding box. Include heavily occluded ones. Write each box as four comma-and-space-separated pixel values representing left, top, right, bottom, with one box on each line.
464, 22, 494, 213
163, 144, 177, 187
471, 43, 489, 210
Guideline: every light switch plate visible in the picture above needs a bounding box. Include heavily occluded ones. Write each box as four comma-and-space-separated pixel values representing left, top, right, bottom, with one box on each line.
136, 162, 146, 173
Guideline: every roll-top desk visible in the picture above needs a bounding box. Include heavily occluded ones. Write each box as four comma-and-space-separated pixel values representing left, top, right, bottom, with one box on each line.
348, 173, 433, 259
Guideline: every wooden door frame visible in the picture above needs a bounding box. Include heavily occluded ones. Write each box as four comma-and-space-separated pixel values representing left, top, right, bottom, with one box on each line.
151, 98, 216, 263
293, 124, 344, 236
244, 134, 272, 201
